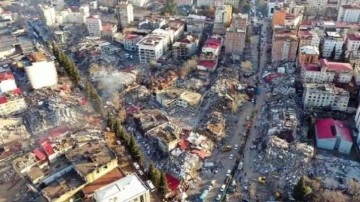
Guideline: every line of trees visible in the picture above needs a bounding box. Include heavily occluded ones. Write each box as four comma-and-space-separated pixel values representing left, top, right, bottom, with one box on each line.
51, 42, 80, 84
107, 114, 144, 163
148, 163, 169, 197
85, 81, 104, 115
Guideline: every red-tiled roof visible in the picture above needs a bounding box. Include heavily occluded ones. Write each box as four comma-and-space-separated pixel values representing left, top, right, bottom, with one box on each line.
50, 125, 70, 139
304, 63, 321, 71
12, 88, 21, 95
320, 59, 353, 72
125, 34, 140, 40
204, 38, 221, 48
166, 174, 181, 192
33, 148, 46, 161
41, 142, 54, 156
0, 71, 14, 82
82, 168, 125, 196
298, 31, 312, 38
0, 96, 7, 104
198, 60, 216, 70
0, 141, 22, 160
347, 33, 360, 41
315, 118, 352, 142
178, 139, 190, 150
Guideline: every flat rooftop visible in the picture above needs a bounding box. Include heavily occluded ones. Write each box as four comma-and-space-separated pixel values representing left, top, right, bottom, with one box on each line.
0, 35, 16, 52
94, 174, 149, 202
42, 169, 86, 201
65, 142, 116, 176
137, 33, 167, 46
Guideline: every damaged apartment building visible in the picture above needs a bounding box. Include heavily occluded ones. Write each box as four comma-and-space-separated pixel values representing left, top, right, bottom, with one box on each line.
156, 87, 202, 109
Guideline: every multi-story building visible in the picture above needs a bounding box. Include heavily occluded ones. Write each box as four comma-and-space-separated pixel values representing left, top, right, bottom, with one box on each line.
215, 4, 232, 26
52, 0, 65, 11
55, 5, 90, 25
197, 37, 222, 72
86, 15, 102, 37
101, 23, 117, 40
164, 19, 186, 42
25, 52, 58, 89
267, 0, 285, 17
298, 46, 319, 65
322, 31, 345, 60
306, 0, 327, 15
175, 0, 193, 5
197, 0, 215, 7
224, 28, 246, 54
137, 32, 170, 63
301, 59, 353, 83
94, 174, 150, 202
231, 13, 248, 29
156, 87, 202, 109
346, 32, 360, 56
122, 34, 144, 51
128, 0, 148, 7
186, 15, 206, 34
0, 71, 17, 93
172, 34, 199, 59
117, 2, 134, 29
303, 83, 349, 111
39, 5, 56, 26
337, 5, 360, 23
225, 0, 240, 9
0, 88, 27, 117
272, 9, 303, 28
271, 28, 298, 62
298, 30, 321, 48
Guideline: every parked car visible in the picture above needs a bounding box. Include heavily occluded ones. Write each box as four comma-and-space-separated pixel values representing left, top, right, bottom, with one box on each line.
220, 184, 226, 192
133, 162, 140, 170
229, 154, 234, 160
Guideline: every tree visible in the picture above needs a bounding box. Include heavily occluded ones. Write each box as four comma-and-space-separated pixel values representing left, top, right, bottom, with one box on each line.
117, 108, 127, 123
329, 46, 336, 60
148, 164, 161, 187
241, 61, 252, 72
293, 176, 312, 201
162, 0, 177, 15
159, 172, 169, 197
179, 57, 198, 78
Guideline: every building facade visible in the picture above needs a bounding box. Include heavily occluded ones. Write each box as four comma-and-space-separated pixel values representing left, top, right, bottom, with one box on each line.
214, 4, 232, 26
123, 34, 143, 51
224, 28, 246, 54
175, 0, 193, 5
0, 88, 27, 117
271, 28, 298, 62
39, 5, 56, 26
197, 0, 215, 7
86, 16, 102, 37
172, 34, 199, 59
346, 32, 360, 56
303, 83, 349, 111
322, 31, 345, 60
137, 32, 170, 63
117, 2, 134, 29
298, 30, 321, 48
337, 5, 360, 23
298, 46, 319, 65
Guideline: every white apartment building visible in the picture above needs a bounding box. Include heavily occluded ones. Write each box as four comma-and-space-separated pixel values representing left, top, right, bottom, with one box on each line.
137, 32, 170, 63
301, 59, 354, 83
25, 52, 58, 89
55, 5, 90, 25
86, 15, 102, 37
197, 0, 215, 7
337, 5, 360, 23
0, 71, 17, 93
164, 19, 185, 42
129, 0, 148, 7
117, 2, 134, 28
307, 0, 327, 14
225, 0, 240, 9
52, 0, 65, 11
322, 31, 345, 60
298, 30, 321, 48
346, 32, 360, 54
215, 5, 232, 25
39, 5, 56, 26
303, 83, 350, 111
94, 174, 150, 202
172, 34, 199, 58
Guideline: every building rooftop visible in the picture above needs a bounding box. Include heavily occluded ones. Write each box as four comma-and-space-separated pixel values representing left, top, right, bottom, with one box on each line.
0, 35, 17, 52
0, 88, 23, 104
13, 152, 38, 172
347, 32, 360, 41
300, 46, 319, 55
342, 4, 360, 9
124, 34, 142, 40
315, 118, 352, 142
304, 63, 321, 71
325, 31, 341, 38
305, 83, 350, 96
102, 23, 116, 32
203, 38, 221, 49
137, 33, 168, 46
198, 60, 217, 71
82, 168, 125, 196
65, 142, 116, 176
134, 109, 169, 133
167, 19, 185, 31
94, 174, 149, 202
147, 123, 178, 145
41, 169, 86, 201
28, 52, 51, 62
0, 71, 14, 82
320, 59, 353, 72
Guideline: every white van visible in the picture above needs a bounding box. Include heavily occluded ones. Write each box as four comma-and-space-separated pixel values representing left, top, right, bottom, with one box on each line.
146, 180, 156, 192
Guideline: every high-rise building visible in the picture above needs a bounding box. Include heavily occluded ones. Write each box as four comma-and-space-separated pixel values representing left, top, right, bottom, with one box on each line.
39, 5, 56, 26
137, 32, 170, 63
271, 28, 298, 62
322, 31, 345, 60
117, 2, 134, 29
215, 4, 232, 26
86, 15, 102, 37
337, 5, 360, 23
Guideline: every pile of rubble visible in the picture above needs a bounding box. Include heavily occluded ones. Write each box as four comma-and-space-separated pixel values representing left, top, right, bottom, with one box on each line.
255, 136, 314, 190
166, 151, 202, 180
0, 168, 19, 184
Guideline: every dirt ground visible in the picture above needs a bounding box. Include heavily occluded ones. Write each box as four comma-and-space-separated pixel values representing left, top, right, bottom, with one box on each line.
0, 179, 28, 202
